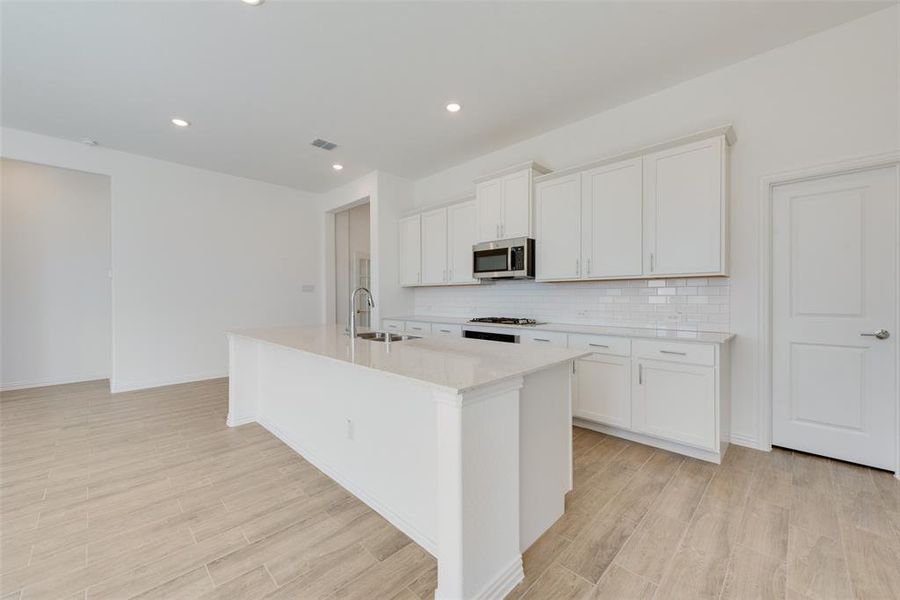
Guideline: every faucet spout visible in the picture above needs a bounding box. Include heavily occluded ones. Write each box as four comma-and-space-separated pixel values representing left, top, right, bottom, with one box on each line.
349, 287, 374, 339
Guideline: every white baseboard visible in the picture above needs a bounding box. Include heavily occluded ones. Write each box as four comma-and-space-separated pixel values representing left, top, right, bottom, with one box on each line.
257, 415, 438, 556
1, 374, 108, 392
110, 371, 227, 393
574, 418, 723, 464
729, 432, 763, 450
226, 412, 256, 427
475, 556, 525, 600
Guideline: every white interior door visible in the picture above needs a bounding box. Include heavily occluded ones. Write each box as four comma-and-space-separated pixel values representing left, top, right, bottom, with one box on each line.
772, 166, 898, 470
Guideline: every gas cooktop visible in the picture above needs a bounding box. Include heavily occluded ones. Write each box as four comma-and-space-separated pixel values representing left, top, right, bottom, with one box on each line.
468, 317, 544, 326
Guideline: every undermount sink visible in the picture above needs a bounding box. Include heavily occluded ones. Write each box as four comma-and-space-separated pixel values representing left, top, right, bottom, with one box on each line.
356, 331, 421, 342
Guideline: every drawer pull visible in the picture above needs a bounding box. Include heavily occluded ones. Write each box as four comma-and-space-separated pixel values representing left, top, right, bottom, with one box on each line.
439, 329, 451, 333
660, 350, 687, 356
533, 338, 551, 342
588, 343, 609, 348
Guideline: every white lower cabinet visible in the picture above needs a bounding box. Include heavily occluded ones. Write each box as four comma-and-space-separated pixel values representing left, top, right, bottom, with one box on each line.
632, 359, 716, 451
574, 355, 631, 429
405, 321, 432, 335
431, 323, 462, 337
382, 319, 405, 332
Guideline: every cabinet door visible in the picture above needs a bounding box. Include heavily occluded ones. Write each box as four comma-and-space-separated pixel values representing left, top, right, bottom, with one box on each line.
501, 170, 531, 239
632, 359, 716, 450
420, 208, 448, 285
643, 136, 725, 276
535, 174, 582, 280
574, 355, 631, 429
582, 158, 643, 278
398, 214, 421, 286
447, 201, 477, 283
475, 179, 503, 242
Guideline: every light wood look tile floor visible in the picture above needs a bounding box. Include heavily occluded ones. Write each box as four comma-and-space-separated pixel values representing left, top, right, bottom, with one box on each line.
2, 379, 899, 600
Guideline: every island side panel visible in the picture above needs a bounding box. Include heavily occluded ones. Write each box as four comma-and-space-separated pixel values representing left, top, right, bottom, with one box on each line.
434, 379, 525, 600
227, 334, 260, 426
519, 362, 573, 551
252, 341, 439, 553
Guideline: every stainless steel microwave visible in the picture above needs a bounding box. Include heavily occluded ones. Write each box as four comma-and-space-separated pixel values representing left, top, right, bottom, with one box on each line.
473, 237, 535, 280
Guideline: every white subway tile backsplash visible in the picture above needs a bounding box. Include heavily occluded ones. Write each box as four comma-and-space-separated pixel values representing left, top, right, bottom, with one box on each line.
412, 277, 730, 333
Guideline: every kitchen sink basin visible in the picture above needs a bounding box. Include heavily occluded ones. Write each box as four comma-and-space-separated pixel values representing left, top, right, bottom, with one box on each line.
356, 331, 421, 342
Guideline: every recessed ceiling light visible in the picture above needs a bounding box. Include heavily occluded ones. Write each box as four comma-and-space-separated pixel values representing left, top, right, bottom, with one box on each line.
241, 0, 264, 5
171, 118, 191, 127
79, 138, 98, 146
332, 164, 344, 171
446, 102, 462, 113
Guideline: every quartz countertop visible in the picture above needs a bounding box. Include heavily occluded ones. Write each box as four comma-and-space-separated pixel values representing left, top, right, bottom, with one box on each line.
228, 325, 587, 394
384, 316, 734, 344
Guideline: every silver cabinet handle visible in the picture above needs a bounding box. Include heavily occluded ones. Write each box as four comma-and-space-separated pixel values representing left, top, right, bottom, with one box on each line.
496, 224, 500, 238
861, 329, 890, 340
586, 257, 591, 275
660, 350, 687, 356
588, 343, 609, 348
650, 253, 655, 272
575, 259, 580, 276
449, 268, 453, 281
443, 269, 447, 282
439, 329, 451, 333
638, 363, 643, 385
533, 338, 551, 342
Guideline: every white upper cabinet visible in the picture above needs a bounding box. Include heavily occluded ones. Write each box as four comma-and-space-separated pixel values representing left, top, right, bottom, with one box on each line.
643, 135, 727, 276
398, 214, 421, 286
447, 200, 477, 283
535, 174, 582, 280
397, 198, 479, 287
474, 162, 550, 243
582, 158, 643, 278
500, 170, 531, 239
420, 207, 448, 285
475, 179, 503, 242
534, 127, 732, 281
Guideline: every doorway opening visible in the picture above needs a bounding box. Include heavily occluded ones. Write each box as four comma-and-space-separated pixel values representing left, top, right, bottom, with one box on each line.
1, 158, 112, 391
334, 202, 371, 330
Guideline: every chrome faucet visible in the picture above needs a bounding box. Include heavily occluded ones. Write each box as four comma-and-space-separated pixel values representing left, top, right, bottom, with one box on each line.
348, 287, 374, 339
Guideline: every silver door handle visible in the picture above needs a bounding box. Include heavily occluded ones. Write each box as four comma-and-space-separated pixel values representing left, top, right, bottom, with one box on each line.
588, 343, 609, 348
660, 350, 687, 356
861, 329, 890, 340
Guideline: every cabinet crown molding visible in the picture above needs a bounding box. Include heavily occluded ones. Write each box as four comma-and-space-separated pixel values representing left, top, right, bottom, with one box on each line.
473, 160, 551, 184
534, 124, 736, 184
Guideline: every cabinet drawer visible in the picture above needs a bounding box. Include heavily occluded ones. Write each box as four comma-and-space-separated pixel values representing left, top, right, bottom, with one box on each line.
382, 320, 405, 332
568, 334, 631, 357
405, 321, 432, 335
520, 330, 568, 347
632, 340, 714, 366
432, 323, 462, 336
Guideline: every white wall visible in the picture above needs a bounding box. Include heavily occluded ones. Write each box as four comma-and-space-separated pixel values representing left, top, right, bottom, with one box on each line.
1, 159, 111, 389
1, 128, 322, 392
410, 7, 900, 447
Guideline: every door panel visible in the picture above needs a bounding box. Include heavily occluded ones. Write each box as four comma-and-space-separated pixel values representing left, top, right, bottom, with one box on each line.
420, 208, 447, 285
502, 171, 531, 239
772, 166, 897, 469
535, 174, 581, 280
475, 180, 503, 242
447, 201, 477, 283
643, 137, 724, 275
574, 356, 631, 429
582, 159, 643, 278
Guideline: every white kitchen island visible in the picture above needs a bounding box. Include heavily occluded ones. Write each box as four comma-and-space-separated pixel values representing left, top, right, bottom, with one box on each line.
227, 326, 587, 600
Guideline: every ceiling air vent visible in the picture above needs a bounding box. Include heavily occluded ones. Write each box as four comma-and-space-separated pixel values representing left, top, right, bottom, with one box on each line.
311, 138, 338, 151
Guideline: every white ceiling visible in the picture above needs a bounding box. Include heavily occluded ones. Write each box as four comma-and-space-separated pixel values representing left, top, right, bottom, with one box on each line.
1, 1, 891, 192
